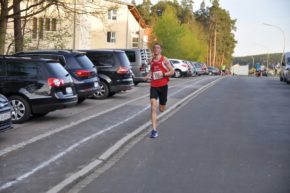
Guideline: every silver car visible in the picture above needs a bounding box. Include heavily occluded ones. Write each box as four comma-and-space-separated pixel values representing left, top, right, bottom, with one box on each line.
121, 48, 152, 86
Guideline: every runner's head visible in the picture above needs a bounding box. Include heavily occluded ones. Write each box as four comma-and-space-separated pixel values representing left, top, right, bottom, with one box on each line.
153, 43, 162, 56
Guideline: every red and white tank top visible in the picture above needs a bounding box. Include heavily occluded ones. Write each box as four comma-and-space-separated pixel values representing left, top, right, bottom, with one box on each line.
150, 55, 169, 87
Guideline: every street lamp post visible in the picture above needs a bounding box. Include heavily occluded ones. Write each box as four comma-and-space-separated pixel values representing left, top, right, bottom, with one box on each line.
263, 23, 286, 65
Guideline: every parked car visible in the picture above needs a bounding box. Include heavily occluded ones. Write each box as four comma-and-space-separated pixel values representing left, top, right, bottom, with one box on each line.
207, 66, 220, 75
200, 63, 208, 75
183, 60, 195, 76
0, 94, 12, 131
118, 48, 151, 86
0, 56, 78, 123
168, 59, 192, 78
141, 48, 152, 65
192, 62, 204, 75
280, 52, 290, 83
14, 50, 100, 103
81, 50, 134, 99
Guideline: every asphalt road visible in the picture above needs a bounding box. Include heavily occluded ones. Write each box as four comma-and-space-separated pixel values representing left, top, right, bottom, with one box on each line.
0, 75, 220, 193
70, 76, 290, 193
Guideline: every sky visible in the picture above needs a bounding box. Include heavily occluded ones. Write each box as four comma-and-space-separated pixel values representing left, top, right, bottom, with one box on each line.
133, 0, 290, 57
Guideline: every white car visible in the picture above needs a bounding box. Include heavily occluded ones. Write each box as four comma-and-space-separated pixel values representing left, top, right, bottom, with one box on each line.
280, 52, 290, 83
168, 59, 192, 78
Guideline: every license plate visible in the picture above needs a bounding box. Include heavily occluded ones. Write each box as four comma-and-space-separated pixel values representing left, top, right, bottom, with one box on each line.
94, 82, 99, 88
66, 87, 73, 94
0, 111, 11, 121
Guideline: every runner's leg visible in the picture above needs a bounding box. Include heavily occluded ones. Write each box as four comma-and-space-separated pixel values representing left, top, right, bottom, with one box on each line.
151, 98, 158, 129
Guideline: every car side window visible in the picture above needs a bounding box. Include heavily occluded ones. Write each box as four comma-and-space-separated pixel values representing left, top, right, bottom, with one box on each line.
125, 51, 136, 62
6, 61, 38, 76
87, 53, 114, 67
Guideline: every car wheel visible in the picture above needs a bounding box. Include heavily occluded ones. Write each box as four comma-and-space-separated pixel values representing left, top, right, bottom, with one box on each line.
134, 82, 139, 86
77, 97, 86, 103
174, 69, 182, 78
209, 72, 213, 76
9, 95, 31, 123
91, 81, 109, 99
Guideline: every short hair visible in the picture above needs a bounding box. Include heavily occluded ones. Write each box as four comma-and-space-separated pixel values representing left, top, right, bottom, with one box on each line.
153, 43, 162, 48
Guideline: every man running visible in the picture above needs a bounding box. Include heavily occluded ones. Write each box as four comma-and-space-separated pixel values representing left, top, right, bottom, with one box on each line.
144, 43, 174, 138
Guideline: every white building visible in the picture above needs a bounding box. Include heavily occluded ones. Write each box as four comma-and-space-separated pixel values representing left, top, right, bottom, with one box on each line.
5, 0, 147, 53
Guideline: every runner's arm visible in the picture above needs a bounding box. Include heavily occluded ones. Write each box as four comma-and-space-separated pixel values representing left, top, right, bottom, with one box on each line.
144, 70, 151, 81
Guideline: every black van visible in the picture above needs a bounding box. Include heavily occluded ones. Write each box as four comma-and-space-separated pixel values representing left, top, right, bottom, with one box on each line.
81, 50, 134, 99
0, 56, 78, 123
15, 50, 100, 103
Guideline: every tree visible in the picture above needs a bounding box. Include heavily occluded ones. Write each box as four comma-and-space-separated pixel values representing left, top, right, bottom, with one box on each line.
180, 0, 193, 24
195, 0, 236, 67
151, 5, 184, 57
136, 0, 152, 25
151, 4, 207, 61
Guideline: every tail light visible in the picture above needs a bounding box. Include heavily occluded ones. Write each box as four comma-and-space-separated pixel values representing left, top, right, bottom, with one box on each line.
117, 66, 129, 74
75, 70, 91, 77
48, 78, 64, 87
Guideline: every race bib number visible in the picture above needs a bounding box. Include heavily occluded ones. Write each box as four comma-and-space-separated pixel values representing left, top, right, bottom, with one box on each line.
153, 71, 163, 80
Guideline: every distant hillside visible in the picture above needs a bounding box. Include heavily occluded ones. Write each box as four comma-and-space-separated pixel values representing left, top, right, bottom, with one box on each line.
233, 53, 282, 68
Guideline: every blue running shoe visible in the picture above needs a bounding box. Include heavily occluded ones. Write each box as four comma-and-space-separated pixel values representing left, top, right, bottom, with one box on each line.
150, 130, 158, 138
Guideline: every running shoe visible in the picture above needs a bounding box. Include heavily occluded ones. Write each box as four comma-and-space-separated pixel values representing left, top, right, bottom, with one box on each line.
150, 130, 158, 138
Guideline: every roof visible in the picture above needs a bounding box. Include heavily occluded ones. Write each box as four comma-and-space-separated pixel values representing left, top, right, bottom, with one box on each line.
127, 5, 146, 28
105, 1, 146, 28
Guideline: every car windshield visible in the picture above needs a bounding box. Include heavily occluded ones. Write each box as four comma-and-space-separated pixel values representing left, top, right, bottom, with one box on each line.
116, 52, 131, 67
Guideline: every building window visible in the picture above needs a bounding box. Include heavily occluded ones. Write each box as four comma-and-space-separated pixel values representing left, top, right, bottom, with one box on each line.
107, 32, 116, 43
45, 18, 50, 31
39, 18, 44, 39
51, 18, 57, 31
132, 37, 139, 48
32, 17, 37, 39
108, 9, 117, 20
